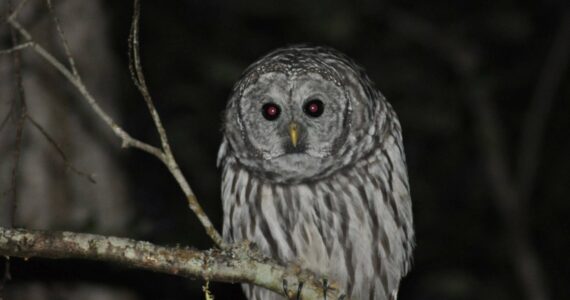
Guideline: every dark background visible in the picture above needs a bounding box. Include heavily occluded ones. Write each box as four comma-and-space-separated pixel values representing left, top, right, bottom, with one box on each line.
1, 0, 569, 299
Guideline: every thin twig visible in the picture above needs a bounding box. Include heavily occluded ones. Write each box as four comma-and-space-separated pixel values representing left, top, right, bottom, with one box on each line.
2, 0, 28, 24
45, 0, 79, 78
388, 11, 550, 300
0, 227, 344, 300
27, 115, 96, 184
517, 9, 570, 199
7, 0, 27, 231
460, 40, 550, 300
464, 83, 516, 211
6, 0, 223, 247
1, 0, 28, 289
0, 105, 14, 135
6, 18, 164, 158
127, 0, 223, 247
0, 41, 33, 55
128, 0, 171, 155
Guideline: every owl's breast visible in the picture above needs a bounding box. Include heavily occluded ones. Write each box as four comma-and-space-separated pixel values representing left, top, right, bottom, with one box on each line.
221, 150, 411, 299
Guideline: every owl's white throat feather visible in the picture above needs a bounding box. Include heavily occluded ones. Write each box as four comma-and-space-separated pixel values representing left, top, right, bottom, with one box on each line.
259, 152, 329, 182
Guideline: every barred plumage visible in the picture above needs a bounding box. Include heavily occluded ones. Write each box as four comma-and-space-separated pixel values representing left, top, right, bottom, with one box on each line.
218, 45, 414, 299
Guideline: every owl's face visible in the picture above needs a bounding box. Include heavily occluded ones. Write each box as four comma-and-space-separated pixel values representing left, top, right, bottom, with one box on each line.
223, 46, 381, 182
239, 71, 348, 166
229, 71, 350, 181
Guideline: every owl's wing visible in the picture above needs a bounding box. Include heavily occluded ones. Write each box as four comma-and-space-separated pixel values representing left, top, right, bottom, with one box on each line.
217, 138, 230, 168
381, 112, 415, 277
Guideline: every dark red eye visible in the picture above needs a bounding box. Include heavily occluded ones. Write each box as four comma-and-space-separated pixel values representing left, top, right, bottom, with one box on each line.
303, 99, 324, 118
261, 102, 281, 121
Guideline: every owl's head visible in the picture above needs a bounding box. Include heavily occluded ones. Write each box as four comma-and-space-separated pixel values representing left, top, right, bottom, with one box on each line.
221, 45, 386, 183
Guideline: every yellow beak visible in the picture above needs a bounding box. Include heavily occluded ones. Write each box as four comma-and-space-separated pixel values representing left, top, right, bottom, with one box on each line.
289, 122, 299, 147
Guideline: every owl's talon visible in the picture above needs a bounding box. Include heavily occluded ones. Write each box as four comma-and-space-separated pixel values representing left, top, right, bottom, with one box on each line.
283, 279, 289, 298
337, 294, 346, 300
322, 278, 329, 300
296, 281, 304, 300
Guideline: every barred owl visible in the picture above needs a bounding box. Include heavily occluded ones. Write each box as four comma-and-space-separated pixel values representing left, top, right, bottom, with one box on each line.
218, 45, 414, 300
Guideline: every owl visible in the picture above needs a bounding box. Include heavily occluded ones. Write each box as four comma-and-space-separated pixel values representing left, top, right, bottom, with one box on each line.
218, 45, 414, 300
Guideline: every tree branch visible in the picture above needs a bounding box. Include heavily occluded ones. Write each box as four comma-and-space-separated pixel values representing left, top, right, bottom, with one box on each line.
0, 41, 32, 55
0, 1, 346, 297
126, 0, 222, 247
26, 115, 96, 184
45, 0, 80, 78
5, 0, 223, 247
517, 9, 570, 199
1, 0, 28, 289
6, 17, 163, 158
387, 10, 551, 300
0, 227, 341, 300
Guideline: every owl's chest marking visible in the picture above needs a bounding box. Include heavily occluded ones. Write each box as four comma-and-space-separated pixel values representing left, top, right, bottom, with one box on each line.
221, 145, 410, 299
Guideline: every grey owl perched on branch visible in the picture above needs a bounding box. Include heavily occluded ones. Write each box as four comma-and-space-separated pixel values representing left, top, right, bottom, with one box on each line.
218, 45, 414, 299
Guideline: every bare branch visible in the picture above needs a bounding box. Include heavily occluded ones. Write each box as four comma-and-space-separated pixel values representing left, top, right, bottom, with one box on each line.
1, 0, 28, 24
464, 84, 517, 211
6, 0, 27, 229
27, 115, 96, 184
8, 0, 224, 246
517, 9, 570, 199
6, 72, 25, 228
45, 0, 80, 78
0, 109, 11, 134
6, 17, 164, 158
128, 0, 171, 155
388, 11, 550, 300
2, 1, 28, 288
4, 0, 222, 250
458, 40, 551, 300
0, 1, 334, 295
0, 41, 33, 55
126, 0, 223, 247
0, 227, 343, 300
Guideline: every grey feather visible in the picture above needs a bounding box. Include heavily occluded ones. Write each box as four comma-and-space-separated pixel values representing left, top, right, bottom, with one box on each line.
218, 45, 414, 300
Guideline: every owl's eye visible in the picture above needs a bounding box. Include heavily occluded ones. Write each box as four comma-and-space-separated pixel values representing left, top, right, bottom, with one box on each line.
261, 102, 281, 121
303, 99, 324, 118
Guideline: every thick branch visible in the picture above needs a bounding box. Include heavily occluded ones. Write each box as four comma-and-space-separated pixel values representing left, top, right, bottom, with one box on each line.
0, 227, 341, 300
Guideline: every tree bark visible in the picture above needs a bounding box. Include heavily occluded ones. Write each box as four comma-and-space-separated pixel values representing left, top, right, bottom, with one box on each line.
0, 227, 342, 300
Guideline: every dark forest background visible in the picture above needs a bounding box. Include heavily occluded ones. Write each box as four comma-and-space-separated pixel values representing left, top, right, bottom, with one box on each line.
1, 0, 569, 299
